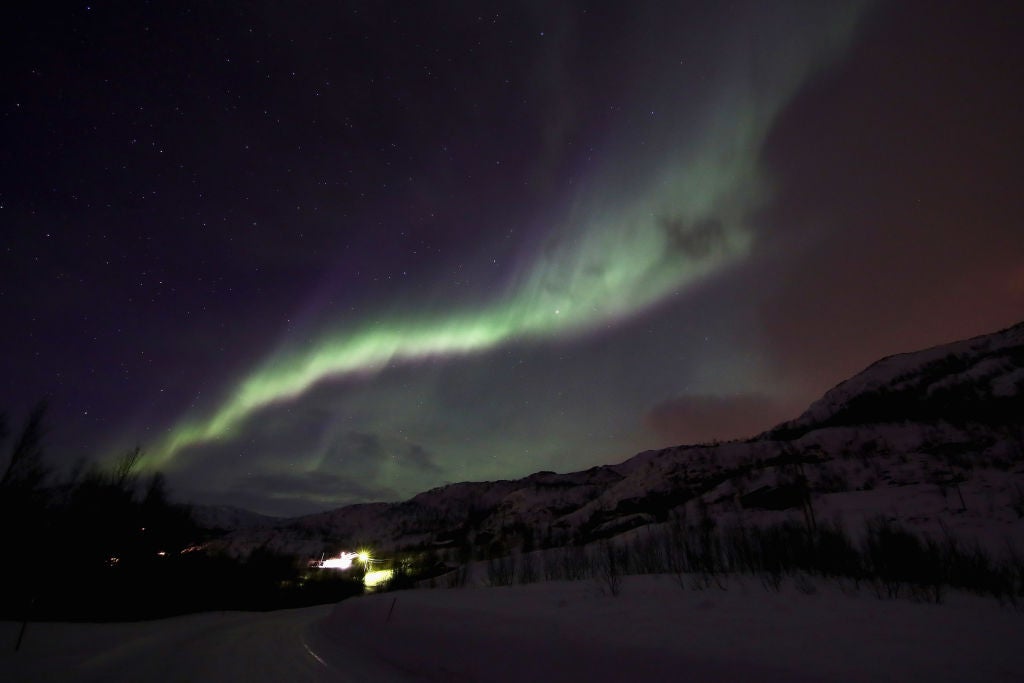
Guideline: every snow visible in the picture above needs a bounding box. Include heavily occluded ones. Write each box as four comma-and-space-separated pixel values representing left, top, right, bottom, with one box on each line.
780, 320, 1024, 432
4, 576, 1023, 682
992, 366, 1024, 397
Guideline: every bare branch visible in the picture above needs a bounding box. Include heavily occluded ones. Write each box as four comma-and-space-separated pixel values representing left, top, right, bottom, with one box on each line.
0, 401, 49, 490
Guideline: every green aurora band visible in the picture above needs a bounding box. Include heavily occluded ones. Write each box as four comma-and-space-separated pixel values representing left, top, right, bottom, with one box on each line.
141, 5, 868, 472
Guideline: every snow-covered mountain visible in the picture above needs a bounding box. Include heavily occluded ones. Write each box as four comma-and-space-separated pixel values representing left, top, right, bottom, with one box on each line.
772, 319, 1024, 437
205, 320, 1024, 559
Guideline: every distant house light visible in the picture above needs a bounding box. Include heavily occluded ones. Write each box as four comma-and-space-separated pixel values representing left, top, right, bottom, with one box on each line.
318, 551, 358, 570
363, 569, 394, 588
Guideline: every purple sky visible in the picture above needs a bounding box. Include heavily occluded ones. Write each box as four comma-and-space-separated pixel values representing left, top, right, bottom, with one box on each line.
2, 1, 1021, 515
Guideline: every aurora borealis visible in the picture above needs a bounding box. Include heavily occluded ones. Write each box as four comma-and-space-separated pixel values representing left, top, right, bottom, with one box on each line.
4, 2, 1023, 515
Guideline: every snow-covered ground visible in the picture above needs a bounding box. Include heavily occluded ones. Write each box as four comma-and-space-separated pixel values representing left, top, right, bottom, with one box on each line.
4, 575, 1023, 682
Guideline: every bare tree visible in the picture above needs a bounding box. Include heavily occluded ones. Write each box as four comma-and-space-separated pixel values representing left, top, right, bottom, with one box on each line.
0, 402, 50, 493
111, 446, 143, 493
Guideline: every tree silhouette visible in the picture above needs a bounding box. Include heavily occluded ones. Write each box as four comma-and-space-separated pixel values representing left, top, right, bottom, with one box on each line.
0, 401, 50, 493
0, 402, 54, 618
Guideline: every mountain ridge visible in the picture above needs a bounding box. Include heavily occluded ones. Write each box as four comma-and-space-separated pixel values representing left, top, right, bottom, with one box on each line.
200, 320, 1024, 560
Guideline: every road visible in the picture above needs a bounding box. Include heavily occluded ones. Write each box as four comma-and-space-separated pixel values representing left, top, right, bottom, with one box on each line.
1, 603, 403, 683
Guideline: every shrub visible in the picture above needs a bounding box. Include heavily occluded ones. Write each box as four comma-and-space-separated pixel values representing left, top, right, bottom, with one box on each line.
593, 541, 624, 596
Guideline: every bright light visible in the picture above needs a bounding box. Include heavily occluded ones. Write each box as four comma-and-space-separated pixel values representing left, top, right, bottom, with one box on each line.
315, 549, 377, 571
319, 551, 358, 570
363, 569, 393, 587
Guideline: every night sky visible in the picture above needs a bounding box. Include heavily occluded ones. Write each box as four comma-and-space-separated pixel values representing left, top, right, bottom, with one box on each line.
3, 1, 1022, 516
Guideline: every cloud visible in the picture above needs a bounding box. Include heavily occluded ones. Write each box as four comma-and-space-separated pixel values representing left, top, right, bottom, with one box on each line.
212, 470, 400, 516
401, 444, 441, 473
238, 469, 397, 501
323, 430, 384, 474
167, 400, 445, 515
644, 394, 790, 445
659, 216, 728, 261
321, 430, 442, 475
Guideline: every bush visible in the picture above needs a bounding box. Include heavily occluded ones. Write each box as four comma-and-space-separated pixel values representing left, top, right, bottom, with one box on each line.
594, 541, 624, 596
486, 555, 516, 586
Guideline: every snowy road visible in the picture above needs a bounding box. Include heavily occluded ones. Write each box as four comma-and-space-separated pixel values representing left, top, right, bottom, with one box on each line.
4, 576, 1024, 682
0, 603, 404, 683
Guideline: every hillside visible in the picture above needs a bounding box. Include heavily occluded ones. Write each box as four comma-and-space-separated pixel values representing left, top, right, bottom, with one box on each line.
204, 321, 1024, 561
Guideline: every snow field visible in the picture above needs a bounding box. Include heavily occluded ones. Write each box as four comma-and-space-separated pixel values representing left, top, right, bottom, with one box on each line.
318, 575, 1024, 682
